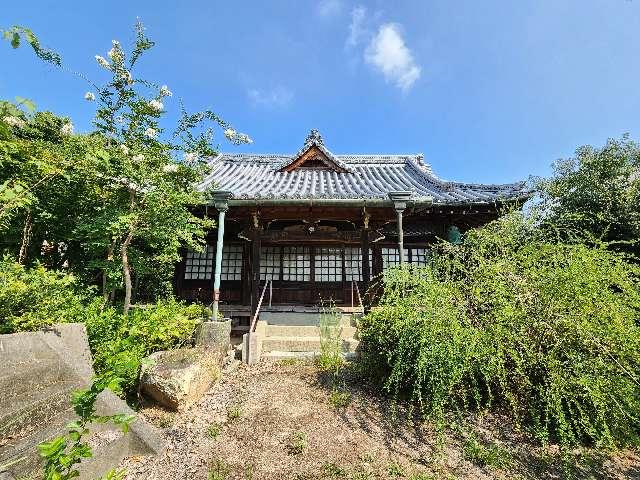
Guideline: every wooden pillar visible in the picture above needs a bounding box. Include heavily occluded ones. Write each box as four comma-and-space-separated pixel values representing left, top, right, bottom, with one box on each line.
241, 240, 251, 306
361, 228, 370, 290
251, 230, 261, 316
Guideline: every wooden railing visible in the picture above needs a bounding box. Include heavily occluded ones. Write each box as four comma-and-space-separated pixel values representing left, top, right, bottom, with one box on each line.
250, 279, 272, 333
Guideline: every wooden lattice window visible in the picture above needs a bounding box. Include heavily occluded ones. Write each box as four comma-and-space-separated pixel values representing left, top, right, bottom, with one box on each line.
411, 248, 429, 266
315, 247, 342, 282
344, 247, 373, 281
282, 246, 310, 281
260, 246, 280, 281
221, 244, 243, 281
184, 245, 214, 280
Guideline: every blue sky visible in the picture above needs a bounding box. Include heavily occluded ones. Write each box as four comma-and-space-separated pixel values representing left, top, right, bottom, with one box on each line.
2, 0, 639, 184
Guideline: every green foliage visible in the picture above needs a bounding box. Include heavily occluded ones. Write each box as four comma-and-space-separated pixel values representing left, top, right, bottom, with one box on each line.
317, 301, 344, 371
1, 24, 250, 310
38, 374, 133, 480
85, 298, 204, 395
329, 390, 352, 409
360, 213, 640, 449
226, 403, 242, 421
287, 431, 309, 456
462, 432, 511, 469
535, 134, 640, 256
0, 255, 89, 333
207, 422, 222, 439
208, 459, 231, 480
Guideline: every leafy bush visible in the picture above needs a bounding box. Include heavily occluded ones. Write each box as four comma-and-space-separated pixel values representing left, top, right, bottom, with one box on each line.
85, 298, 206, 395
360, 213, 640, 449
0, 255, 89, 333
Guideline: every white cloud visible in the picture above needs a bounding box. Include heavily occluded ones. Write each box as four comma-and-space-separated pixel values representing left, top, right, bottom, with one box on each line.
346, 5, 367, 48
247, 86, 294, 108
316, 0, 343, 18
364, 23, 421, 92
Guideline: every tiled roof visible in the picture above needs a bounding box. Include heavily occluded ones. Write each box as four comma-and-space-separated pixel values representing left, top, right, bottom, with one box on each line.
198, 130, 529, 205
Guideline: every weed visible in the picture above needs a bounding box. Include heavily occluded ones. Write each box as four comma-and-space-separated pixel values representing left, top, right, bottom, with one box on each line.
287, 431, 308, 455
322, 463, 346, 477
329, 390, 352, 409
387, 462, 405, 478
463, 432, 510, 469
279, 358, 302, 366
244, 463, 255, 480
317, 300, 344, 372
227, 403, 242, 421
209, 459, 231, 480
207, 422, 222, 439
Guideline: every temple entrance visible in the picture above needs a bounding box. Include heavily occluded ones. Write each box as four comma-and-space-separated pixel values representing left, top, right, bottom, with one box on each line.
259, 244, 361, 305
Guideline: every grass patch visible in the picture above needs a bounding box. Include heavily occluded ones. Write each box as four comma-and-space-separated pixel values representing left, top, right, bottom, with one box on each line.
329, 390, 352, 409
227, 403, 242, 422
207, 421, 222, 439
462, 432, 511, 469
209, 458, 231, 480
322, 463, 347, 477
287, 431, 309, 456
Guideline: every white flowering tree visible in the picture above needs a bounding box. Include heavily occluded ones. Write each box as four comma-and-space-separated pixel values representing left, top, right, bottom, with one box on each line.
2, 22, 251, 313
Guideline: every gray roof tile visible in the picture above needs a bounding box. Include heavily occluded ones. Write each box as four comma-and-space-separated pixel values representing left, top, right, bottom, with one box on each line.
198, 131, 529, 205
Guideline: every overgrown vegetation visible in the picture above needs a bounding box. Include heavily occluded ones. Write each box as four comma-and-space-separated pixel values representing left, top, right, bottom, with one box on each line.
38, 375, 134, 480
360, 213, 640, 450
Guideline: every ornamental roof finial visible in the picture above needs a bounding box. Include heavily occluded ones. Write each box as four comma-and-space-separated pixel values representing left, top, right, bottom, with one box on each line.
304, 128, 324, 145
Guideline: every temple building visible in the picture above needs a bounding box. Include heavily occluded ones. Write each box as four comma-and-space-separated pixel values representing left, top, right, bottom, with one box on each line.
173, 129, 528, 326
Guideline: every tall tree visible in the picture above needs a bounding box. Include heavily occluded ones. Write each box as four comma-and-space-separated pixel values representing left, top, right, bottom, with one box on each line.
1, 22, 251, 312
535, 134, 640, 256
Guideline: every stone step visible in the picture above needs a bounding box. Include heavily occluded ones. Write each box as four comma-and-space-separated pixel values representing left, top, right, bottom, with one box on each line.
0, 403, 77, 476
0, 381, 77, 441
265, 325, 358, 338
262, 351, 358, 361
260, 311, 355, 327
0, 362, 70, 410
261, 336, 359, 353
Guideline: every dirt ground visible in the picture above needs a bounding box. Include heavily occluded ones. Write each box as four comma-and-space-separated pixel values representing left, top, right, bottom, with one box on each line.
121, 360, 640, 480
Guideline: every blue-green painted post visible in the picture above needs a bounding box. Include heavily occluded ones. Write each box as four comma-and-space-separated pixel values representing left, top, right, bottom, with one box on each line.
212, 192, 232, 320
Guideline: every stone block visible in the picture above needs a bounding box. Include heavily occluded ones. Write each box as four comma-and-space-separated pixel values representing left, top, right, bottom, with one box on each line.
195, 319, 231, 352
139, 348, 221, 411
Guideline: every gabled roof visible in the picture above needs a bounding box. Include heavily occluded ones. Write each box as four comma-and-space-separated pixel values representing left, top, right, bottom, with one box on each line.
198, 130, 529, 205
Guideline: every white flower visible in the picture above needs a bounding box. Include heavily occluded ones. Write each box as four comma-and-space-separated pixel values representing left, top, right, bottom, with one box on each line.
60, 122, 74, 136
132, 154, 144, 162
160, 85, 172, 97
183, 152, 199, 164
237, 133, 253, 144
95, 55, 110, 69
3, 115, 26, 128
144, 127, 157, 139
107, 40, 122, 61
119, 70, 133, 85
224, 128, 236, 140
84, 92, 95, 101
148, 100, 164, 112
115, 115, 125, 124
119, 144, 129, 155
162, 163, 179, 173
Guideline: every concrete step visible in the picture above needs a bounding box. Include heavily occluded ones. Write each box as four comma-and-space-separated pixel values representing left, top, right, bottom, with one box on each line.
260, 311, 355, 327
262, 350, 357, 361
261, 336, 359, 353
265, 325, 358, 338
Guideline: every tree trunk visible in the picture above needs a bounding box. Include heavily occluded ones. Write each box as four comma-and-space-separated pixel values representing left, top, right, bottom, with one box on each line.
103, 240, 116, 302
122, 228, 134, 315
18, 210, 32, 264
122, 189, 137, 315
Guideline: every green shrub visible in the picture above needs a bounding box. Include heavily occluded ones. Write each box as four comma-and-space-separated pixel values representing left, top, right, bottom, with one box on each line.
359, 213, 640, 449
0, 256, 89, 333
85, 298, 203, 396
